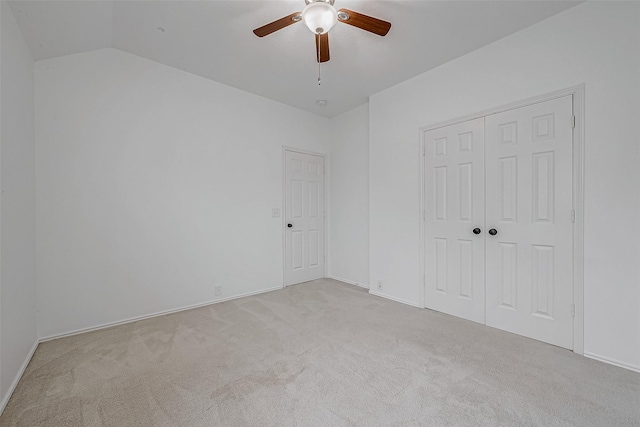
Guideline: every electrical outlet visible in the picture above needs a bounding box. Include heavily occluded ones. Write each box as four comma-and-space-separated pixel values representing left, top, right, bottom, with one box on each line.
272, 208, 281, 218
215, 285, 222, 296
377, 281, 383, 290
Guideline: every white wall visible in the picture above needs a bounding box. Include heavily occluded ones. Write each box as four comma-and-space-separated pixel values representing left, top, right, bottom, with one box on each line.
0, 2, 38, 410
369, 1, 640, 370
328, 104, 369, 288
35, 48, 329, 338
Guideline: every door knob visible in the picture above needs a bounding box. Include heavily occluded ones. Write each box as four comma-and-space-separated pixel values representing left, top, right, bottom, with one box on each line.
287, 223, 293, 228
473, 228, 481, 235
488, 228, 497, 236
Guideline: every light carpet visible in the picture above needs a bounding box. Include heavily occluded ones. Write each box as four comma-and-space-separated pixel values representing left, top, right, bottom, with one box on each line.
1, 279, 639, 426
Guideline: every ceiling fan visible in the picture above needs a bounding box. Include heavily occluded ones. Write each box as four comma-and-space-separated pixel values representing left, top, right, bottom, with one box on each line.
253, 0, 391, 64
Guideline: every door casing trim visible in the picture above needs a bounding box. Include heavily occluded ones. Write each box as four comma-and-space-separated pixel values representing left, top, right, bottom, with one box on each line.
419, 84, 585, 355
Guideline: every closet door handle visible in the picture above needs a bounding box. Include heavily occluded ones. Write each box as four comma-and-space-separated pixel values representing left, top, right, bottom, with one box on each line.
488, 228, 497, 236
472, 228, 481, 235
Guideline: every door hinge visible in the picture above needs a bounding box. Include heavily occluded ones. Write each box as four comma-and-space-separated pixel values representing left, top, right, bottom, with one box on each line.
571, 209, 576, 223
422, 144, 425, 156
423, 210, 426, 221
571, 116, 576, 129
423, 274, 426, 285
571, 303, 576, 318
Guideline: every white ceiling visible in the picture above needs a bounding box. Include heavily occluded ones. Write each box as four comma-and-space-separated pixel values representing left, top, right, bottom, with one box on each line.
9, 0, 581, 117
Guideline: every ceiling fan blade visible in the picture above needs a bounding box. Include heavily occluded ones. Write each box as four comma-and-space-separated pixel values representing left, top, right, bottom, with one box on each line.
337, 9, 391, 36
315, 33, 330, 63
253, 12, 301, 37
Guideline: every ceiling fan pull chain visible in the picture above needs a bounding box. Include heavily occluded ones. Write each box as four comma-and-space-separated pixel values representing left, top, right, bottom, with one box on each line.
317, 33, 322, 85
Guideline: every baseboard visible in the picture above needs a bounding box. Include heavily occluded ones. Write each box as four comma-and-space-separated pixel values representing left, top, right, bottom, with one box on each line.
0, 340, 39, 416
40, 285, 283, 342
2, 286, 283, 416
584, 352, 640, 374
368, 289, 422, 308
327, 276, 369, 290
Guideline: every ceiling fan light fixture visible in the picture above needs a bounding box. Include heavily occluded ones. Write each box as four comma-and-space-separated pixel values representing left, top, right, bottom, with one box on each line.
302, 1, 338, 34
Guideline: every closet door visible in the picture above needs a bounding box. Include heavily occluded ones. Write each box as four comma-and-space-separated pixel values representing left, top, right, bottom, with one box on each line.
484, 96, 574, 349
424, 118, 485, 323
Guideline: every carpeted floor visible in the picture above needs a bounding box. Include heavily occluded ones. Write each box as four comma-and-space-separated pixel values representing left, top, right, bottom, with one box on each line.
1, 279, 639, 426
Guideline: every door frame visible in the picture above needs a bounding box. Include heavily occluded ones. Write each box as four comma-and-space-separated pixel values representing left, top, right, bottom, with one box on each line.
419, 85, 585, 354
282, 146, 328, 287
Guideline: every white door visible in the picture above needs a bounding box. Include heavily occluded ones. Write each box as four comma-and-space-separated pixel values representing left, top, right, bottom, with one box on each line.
484, 96, 574, 349
284, 150, 325, 286
424, 118, 485, 323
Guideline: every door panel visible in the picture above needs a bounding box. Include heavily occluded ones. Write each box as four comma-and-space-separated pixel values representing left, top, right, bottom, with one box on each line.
424, 118, 485, 323
485, 96, 573, 349
285, 151, 325, 285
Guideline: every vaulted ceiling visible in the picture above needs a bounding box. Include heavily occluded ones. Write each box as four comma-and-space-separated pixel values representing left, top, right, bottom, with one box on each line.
9, 1, 581, 117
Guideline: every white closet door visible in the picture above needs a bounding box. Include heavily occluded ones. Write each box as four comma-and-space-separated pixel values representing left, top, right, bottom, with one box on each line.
424, 118, 485, 323
484, 96, 574, 349
285, 151, 325, 286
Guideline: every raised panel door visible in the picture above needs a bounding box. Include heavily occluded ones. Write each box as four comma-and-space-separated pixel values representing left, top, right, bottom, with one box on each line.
285, 151, 325, 286
484, 96, 573, 349
424, 118, 485, 323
